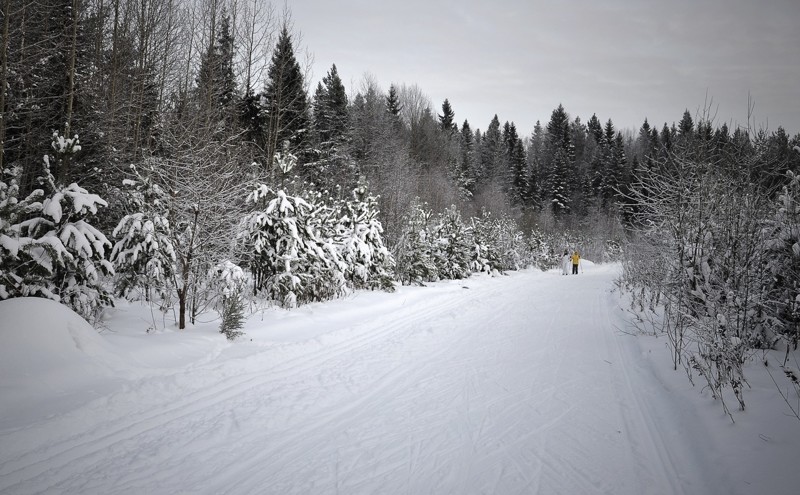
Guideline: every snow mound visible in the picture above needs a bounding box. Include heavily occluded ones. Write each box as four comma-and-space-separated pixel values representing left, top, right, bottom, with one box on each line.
0, 297, 122, 421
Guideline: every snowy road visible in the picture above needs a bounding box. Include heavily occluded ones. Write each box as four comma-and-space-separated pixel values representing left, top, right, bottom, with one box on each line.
1, 264, 726, 494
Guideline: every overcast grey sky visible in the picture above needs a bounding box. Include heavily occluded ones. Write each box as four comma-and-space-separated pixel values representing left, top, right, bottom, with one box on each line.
290, 0, 800, 137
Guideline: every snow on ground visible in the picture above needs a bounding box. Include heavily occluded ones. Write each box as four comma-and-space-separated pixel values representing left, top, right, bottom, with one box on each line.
1, 263, 799, 494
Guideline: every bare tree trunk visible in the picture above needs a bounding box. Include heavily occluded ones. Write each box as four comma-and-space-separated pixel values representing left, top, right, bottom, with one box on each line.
203, 0, 219, 115
157, 0, 176, 112
179, 4, 196, 116
236, 0, 275, 95
176, 205, 200, 330
109, 0, 120, 125
131, 0, 150, 160
58, 0, 80, 185
0, 0, 10, 170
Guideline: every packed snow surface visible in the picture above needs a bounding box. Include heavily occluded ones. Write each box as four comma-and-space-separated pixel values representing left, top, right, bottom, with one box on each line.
1, 263, 798, 494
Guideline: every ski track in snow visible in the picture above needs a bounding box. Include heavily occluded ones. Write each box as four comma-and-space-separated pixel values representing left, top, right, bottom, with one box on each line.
0, 265, 723, 494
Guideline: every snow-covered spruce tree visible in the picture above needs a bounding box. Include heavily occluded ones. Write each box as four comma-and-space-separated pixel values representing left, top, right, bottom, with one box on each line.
240, 154, 346, 307
208, 260, 247, 340
12, 133, 114, 321
0, 167, 46, 299
333, 180, 396, 291
394, 200, 439, 285
110, 162, 176, 305
469, 209, 504, 275
430, 205, 472, 280
494, 215, 530, 271
526, 229, 556, 270
262, 24, 310, 174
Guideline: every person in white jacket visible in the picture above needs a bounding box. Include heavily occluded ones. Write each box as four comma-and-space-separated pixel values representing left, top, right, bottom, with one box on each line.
561, 249, 571, 275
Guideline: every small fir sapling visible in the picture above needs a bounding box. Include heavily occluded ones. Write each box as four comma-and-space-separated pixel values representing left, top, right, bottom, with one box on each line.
0, 167, 45, 300
430, 205, 472, 280
240, 152, 346, 307
110, 163, 177, 305
209, 260, 247, 340
469, 209, 504, 275
334, 179, 395, 291
395, 200, 439, 285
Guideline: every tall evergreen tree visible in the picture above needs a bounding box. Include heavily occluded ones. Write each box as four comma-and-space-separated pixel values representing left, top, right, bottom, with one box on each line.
636, 118, 653, 158
596, 119, 619, 206
478, 115, 503, 187
678, 109, 694, 137
308, 63, 352, 190
541, 104, 574, 213
587, 113, 603, 144
196, 10, 237, 126
262, 24, 309, 173
549, 148, 571, 214
438, 99, 456, 133
529, 120, 545, 160
501, 122, 527, 206
509, 136, 528, 207
611, 132, 629, 205
569, 116, 591, 215
386, 84, 402, 117
525, 121, 545, 209
313, 64, 348, 143
458, 119, 477, 197
660, 123, 673, 153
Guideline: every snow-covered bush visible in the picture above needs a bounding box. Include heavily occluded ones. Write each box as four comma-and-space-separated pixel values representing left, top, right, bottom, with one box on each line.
110, 163, 176, 304
4, 134, 115, 321
208, 260, 247, 340
332, 181, 395, 291
525, 230, 551, 270
394, 200, 439, 285
469, 209, 506, 275
239, 185, 345, 308
763, 170, 800, 354
430, 205, 472, 280
620, 153, 779, 418
394, 203, 540, 283
494, 215, 531, 271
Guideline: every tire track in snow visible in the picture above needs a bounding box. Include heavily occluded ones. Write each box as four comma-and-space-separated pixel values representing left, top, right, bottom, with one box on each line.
595, 283, 716, 495
212, 282, 528, 494
0, 277, 513, 494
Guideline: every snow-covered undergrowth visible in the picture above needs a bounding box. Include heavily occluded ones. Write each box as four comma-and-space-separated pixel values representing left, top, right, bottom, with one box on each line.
1, 262, 798, 494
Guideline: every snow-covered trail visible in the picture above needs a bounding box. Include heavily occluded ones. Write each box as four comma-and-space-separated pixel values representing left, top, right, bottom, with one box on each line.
1, 265, 725, 494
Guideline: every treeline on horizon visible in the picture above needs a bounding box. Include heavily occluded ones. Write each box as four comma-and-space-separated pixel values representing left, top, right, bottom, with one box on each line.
4, 0, 800, 237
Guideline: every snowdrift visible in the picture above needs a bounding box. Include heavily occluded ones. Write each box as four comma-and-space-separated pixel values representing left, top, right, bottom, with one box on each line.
0, 297, 121, 422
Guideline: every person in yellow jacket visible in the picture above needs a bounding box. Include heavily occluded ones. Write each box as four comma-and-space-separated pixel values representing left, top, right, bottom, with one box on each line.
571, 251, 580, 275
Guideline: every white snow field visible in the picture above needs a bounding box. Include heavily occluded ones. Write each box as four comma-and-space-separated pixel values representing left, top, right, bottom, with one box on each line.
1, 262, 799, 494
